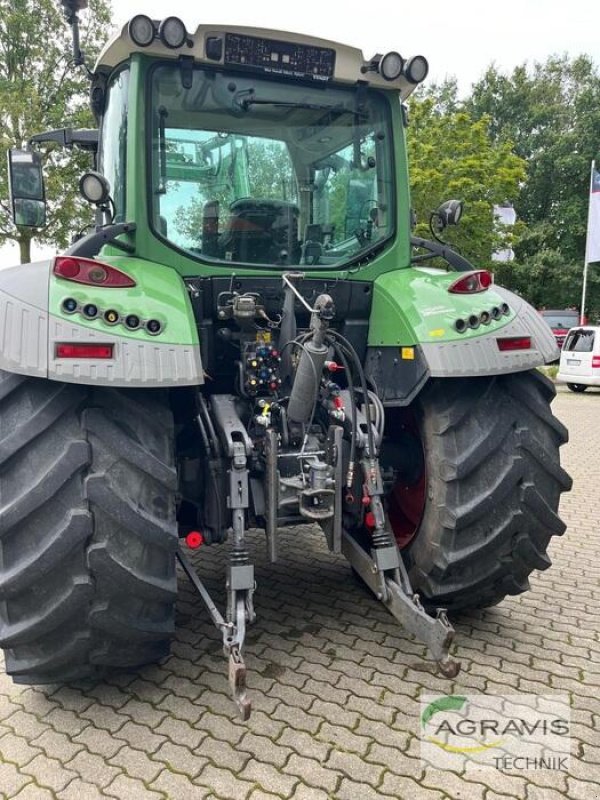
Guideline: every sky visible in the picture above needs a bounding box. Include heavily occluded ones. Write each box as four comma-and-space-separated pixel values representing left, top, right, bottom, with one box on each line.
1, 0, 597, 265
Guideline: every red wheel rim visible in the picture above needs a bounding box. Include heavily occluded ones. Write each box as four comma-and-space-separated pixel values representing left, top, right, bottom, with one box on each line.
388, 471, 426, 549
386, 411, 426, 549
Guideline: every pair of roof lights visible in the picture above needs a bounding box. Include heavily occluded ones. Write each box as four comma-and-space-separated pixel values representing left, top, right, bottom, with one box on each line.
128, 15, 188, 49
366, 52, 429, 84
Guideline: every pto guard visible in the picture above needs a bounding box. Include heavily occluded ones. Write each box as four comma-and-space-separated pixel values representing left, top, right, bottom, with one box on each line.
369, 269, 559, 377
0, 259, 204, 387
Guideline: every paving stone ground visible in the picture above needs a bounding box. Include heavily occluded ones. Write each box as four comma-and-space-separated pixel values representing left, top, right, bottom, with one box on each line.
1, 383, 599, 799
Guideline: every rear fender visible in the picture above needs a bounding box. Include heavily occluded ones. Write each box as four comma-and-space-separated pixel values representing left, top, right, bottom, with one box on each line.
364, 268, 558, 403
0, 258, 204, 387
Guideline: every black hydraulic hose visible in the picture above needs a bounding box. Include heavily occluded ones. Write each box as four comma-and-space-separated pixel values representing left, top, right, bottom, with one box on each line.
327, 337, 356, 485
194, 394, 224, 537
198, 393, 220, 457
329, 331, 376, 459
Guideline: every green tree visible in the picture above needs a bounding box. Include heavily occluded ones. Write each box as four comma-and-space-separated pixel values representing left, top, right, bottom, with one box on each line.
406, 96, 526, 266
467, 55, 600, 269
0, 0, 111, 263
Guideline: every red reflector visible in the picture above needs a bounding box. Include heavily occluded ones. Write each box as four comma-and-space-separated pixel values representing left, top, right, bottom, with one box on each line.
448, 270, 492, 294
54, 256, 136, 287
592, 356, 600, 369
185, 531, 204, 549
497, 337, 532, 352
56, 343, 114, 359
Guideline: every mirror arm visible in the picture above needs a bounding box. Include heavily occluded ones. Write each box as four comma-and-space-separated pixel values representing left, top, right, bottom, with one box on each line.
60, 1, 93, 77
29, 128, 98, 152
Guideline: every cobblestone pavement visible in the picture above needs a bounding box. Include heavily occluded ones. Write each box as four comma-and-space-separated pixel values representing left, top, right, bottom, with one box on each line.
1, 384, 599, 799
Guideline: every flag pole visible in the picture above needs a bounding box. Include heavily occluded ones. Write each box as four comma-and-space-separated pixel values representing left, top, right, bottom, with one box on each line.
581, 160, 595, 325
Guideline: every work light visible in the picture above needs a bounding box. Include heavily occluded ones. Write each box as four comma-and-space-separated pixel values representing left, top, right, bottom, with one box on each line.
79, 171, 110, 205
128, 14, 155, 47
405, 55, 429, 84
380, 52, 404, 81
159, 17, 187, 49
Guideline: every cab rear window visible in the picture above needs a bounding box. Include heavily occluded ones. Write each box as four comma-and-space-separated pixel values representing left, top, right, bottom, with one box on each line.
563, 329, 595, 352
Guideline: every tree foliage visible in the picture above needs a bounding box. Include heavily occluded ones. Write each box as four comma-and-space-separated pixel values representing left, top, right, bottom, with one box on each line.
466, 55, 600, 312
406, 94, 526, 266
0, 0, 111, 263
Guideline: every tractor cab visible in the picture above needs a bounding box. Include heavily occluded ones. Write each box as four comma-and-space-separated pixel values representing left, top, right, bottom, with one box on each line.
85, 18, 429, 274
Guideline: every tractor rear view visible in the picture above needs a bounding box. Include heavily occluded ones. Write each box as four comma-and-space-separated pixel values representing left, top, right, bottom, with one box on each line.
0, 3, 571, 717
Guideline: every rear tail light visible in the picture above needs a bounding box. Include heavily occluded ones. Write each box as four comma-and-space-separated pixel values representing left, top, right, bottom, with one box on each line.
53, 257, 136, 288
448, 270, 492, 294
56, 343, 114, 359
497, 337, 531, 352
592, 356, 600, 369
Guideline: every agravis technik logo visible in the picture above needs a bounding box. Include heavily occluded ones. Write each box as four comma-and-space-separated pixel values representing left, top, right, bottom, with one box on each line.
419, 693, 571, 772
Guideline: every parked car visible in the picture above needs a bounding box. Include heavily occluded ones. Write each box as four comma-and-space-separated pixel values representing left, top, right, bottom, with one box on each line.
540, 309, 582, 349
557, 325, 600, 392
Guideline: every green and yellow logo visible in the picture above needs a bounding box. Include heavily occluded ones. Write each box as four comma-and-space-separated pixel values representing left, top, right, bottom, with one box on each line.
421, 695, 504, 754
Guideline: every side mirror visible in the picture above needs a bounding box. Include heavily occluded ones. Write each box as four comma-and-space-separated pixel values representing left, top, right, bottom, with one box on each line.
7, 149, 47, 228
434, 199, 463, 230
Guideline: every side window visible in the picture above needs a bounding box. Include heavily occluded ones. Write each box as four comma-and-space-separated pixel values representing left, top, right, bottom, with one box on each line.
98, 70, 129, 222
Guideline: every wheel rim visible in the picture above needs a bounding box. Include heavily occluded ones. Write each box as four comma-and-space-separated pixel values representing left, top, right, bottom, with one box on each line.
388, 471, 426, 549
384, 410, 427, 549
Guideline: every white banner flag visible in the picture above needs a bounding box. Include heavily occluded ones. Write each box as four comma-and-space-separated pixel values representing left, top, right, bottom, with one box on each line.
585, 162, 600, 264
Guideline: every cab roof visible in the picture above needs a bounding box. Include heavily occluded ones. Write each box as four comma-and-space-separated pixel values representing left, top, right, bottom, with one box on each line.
94, 20, 424, 99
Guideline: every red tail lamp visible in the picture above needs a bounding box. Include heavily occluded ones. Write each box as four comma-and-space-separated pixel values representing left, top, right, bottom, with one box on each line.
497, 337, 531, 352
53, 256, 136, 288
592, 356, 600, 369
56, 343, 114, 359
448, 270, 492, 294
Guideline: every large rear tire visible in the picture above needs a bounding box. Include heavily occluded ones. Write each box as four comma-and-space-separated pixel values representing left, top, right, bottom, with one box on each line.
395, 371, 572, 612
0, 371, 178, 683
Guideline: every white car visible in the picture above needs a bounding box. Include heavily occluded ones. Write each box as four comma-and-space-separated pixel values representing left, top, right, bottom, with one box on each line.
557, 325, 600, 392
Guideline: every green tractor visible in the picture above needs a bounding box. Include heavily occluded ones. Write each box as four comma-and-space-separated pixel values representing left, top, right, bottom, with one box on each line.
0, 3, 571, 717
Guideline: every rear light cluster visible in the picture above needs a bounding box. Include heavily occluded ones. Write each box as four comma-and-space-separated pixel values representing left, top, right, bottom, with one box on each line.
455, 303, 510, 333
448, 270, 493, 294
54, 256, 136, 288
61, 297, 163, 336
592, 356, 600, 369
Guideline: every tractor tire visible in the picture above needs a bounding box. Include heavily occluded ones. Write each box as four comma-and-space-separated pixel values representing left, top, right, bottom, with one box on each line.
0, 370, 178, 683
567, 383, 587, 393
398, 371, 572, 612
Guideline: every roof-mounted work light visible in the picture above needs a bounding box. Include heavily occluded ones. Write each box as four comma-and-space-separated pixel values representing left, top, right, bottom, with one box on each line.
128, 14, 155, 47
159, 17, 187, 48
405, 55, 429, 84
379, 51, 405, 81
